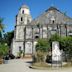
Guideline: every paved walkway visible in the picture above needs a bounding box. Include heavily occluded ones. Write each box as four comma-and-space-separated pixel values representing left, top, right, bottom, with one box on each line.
0, 59, 72, 72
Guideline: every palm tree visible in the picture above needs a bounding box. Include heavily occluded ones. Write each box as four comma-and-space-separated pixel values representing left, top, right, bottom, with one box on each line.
0, 18, 4, 43
0, 18, 4, 31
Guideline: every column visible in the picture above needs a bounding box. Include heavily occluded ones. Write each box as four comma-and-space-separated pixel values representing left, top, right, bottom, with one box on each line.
47, 24, 48, 39
32, 26, 34, 54
23, 27, 26, 56
60, 24, 61, 37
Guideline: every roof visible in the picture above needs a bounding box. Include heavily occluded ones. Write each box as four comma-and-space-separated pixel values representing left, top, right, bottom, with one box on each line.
45, 6, 59, 12
30, 6, 72, 25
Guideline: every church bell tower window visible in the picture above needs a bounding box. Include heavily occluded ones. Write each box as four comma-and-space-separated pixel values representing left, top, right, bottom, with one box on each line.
22, 10, 24, 14
21, 17, 23, 21
53, 20, 55, 24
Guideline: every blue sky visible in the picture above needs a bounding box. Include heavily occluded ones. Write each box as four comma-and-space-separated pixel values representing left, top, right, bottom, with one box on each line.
0, 0, 72, 32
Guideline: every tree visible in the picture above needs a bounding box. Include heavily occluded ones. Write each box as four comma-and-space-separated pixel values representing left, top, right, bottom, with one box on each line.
0, 18, 4, 32
49, 33, 60, 47
49, 34, 72, 62
0, 18, 4, 43
3, 31, 14, 47
60, 36, 72, 62
35, 38, 50, 62
0, 43, 9, 58
0, 17, 9, 60
36, 39, 50, 52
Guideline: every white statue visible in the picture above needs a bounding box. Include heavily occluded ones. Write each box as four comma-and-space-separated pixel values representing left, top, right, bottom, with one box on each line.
52, 42, 62, 61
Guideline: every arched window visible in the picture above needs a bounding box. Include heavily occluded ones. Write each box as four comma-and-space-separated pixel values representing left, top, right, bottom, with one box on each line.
21, 17, 23, 21
19, 46, 21, 51
35, 36, 39, 39
22, 10, 24, 14
52, 20, 55, 24
51, 16, 55, 24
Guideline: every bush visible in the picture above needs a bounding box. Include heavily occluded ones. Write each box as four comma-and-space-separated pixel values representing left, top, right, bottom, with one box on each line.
34, 34, 72, 63
60, 36, 72, 61
34, 39, 51, 63
49, 33, 60, 46
49, 33, 72, 62
0, 43, 9, 58
36, 50, 44, 62
36, 39, 50, 52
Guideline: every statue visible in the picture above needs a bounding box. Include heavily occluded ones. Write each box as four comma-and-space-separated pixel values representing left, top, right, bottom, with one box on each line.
52, 41, 62, 64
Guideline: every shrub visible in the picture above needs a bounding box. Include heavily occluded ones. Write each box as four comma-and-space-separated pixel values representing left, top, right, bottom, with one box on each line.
49, 33, 60, 46
49, 33, 72, 62
0, 43, 9, 58
35, 39, 51, 63
36, 39, 50, 52
60, 36, 72, 61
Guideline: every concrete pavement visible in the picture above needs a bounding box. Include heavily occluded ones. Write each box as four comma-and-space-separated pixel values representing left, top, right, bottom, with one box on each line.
0, 59, 72, 72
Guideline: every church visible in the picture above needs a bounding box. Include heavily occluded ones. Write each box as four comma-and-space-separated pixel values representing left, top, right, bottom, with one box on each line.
11, 5, 72, 57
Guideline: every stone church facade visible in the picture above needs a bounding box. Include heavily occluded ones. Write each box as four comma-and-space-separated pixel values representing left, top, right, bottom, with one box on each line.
11, 5, 72, 57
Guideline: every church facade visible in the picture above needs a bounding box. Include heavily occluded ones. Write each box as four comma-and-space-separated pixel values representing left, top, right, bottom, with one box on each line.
11, 5, 72, 57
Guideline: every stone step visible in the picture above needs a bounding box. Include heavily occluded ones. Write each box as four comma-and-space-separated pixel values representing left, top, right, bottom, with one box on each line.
24, 55, 32, 59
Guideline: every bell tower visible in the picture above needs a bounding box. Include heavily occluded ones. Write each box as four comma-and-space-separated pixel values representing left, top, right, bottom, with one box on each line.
15, 5, 32, 40
12, 5, 32, 56
16, 5, 32, 25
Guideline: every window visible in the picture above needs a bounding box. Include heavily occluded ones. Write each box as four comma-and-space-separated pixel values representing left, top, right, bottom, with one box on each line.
52, 20, 55, 24
27, 19, 30, 23
21, 17, 23, 21
51, 16, 55, 24
19, 46, 21, 51
35, 36, 39, 39
22, 10, 24, 14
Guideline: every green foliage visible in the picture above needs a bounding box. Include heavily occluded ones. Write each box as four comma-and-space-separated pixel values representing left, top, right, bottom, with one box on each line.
0, 31, 2, 43
34, 34, 72, 63
0, 43, 9, 58
49, 33, 60, 43
37, 23, 40, 28
60, 36, 72, 60
36, 50, 44, 62
0, 18, 4, 32
49, 33, 72, 61
36, 39, 50, 52
35, 39, 50, 63
49, 33, 61, 49
17, 50, 24, 58
3, 31, 14, 46
0, 17, 5, 44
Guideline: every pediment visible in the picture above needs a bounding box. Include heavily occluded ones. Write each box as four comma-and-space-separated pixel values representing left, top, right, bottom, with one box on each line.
31, 7, 72, 25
